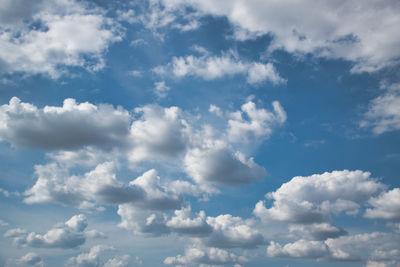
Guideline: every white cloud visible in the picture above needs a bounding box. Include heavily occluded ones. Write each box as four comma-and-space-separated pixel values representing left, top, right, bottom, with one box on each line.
158, 0, 400, 72
184, 141, 266, 185
5, 252, 45, 267
365, 188, 400, 220
166, 206, 212, 235
0, 219, 9, 227
24, 162, 181, 211
227, 100, 286, 143
254, 170, 385, 223
361, 84, 400, 134
24, 162, 144, 210
0, 187, 10, 197
4, 214, 88, 249
129, 104, 189, 163
66, 245, 130, 267
267, 240, 328, 259
155, 51, 285, 85
208, 105, 223, 117
0, 97, 131, 150
164, 247, 248, 266
154, 81, 170, 98
0, 0, 122, 78
267, 231, 400, 262
136, 0, 201, 35
204, 214, 265, 248
129, 70, 142, 77
129, 169, 182, 210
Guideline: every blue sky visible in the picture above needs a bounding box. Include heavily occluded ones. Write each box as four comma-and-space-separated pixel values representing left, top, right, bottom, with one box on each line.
0, 1, 400, 266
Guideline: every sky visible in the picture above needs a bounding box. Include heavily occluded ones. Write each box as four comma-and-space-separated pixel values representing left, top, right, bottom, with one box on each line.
0, 0, 400, 266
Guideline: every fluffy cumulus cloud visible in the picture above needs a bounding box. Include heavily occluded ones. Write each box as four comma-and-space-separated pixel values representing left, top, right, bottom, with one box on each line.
128, 104, 189, 163
5, 252, 45, 267
24, 162, 144, 210
361, 83, 400, 135
254, 170, 385, 223
164, 247, 248, 266
267, 231, 400, 263
66, 245, 130, 267
364, 188, 400, 220
0, 97, 131, 150
204, 214, 265, 248
24, 162, 181, 211
0, 0, 122, 78
154, 51, 285, 85
227, 100, 286, 143
166, 206, 212, 236
4, 214, 88, 249
157, 0, 400, 72
118, 202, 264, 248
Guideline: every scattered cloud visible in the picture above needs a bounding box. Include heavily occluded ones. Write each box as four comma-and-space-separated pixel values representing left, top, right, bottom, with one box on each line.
153, 81, 170, 98
66, 245, 130, 267
5, 214, 88, 249
227, 100, 286, 143
154, 51, 285, 85
361, 83, 400, 134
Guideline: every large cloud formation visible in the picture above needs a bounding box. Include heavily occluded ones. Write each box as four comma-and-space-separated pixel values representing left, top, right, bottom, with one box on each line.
156, 0, 400, 73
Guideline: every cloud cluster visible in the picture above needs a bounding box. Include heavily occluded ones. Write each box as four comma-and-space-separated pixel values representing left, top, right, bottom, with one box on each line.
164, 247, 248, 266
254, 170, 385, 223
154, 51, 285, 85
118, 204, 264, 249
267, 232, 400, 262
5, 214, 88, 249
66, 245, 130, 267
0, 0, 122, 78
24, 162, 182, 211
157, 0, 400, 72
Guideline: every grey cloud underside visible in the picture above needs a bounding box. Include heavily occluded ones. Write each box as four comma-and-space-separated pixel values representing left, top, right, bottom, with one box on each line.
0, 97, 131, 150
24, 163, 182, 212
